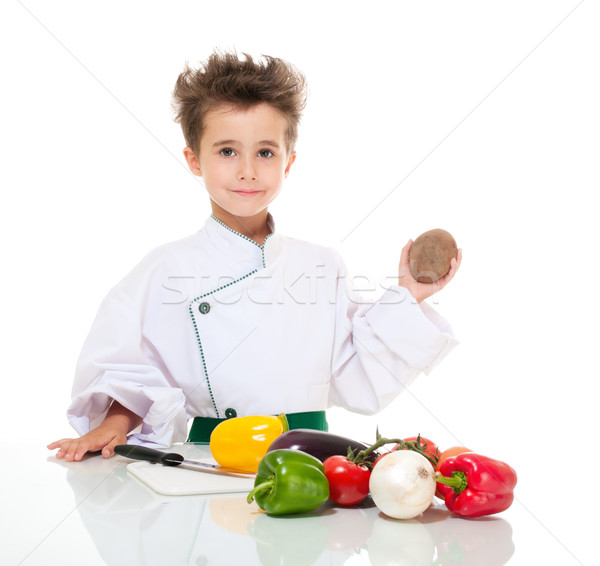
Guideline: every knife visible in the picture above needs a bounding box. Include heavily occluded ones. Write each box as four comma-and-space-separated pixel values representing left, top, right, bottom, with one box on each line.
114, 445, 255, 478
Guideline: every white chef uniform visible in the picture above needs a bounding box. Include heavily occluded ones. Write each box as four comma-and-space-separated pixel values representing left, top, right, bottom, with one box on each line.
67, 214, 457, 447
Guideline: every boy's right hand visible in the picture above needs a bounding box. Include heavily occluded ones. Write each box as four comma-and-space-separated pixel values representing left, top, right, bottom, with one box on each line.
48, 400, 142, 461
47, 426, 127, 461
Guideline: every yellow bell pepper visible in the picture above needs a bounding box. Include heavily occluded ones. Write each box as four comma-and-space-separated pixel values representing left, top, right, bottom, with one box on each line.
210, 414, 289, 473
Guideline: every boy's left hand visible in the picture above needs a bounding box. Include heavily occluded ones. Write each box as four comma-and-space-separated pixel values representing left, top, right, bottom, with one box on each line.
397, 239, 462, 303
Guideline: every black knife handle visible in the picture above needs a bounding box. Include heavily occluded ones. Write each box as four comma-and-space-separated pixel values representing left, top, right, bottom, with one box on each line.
114, 444, 166, 463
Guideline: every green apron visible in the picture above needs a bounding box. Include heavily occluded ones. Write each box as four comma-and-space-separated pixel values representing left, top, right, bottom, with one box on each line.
187, 410, 328, 444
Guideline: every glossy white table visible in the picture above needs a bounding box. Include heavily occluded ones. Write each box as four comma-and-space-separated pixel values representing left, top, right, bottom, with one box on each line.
2, 440, 587, 566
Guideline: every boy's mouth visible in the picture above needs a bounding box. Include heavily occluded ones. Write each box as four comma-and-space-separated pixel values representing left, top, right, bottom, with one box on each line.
231, 189, 262, 197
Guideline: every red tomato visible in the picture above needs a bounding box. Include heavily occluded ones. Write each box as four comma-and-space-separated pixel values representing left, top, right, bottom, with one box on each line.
373, 452, 390, 467
398, 436, 440, 468
434, 446, 472, 499
323, 455, 371, 506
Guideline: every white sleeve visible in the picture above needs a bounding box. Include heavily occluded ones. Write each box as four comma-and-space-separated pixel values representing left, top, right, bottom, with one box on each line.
328, 260, 457, 414
67, 284, 188, 448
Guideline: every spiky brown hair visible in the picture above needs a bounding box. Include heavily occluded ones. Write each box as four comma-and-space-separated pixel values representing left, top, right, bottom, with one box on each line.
172, 50, 307, 155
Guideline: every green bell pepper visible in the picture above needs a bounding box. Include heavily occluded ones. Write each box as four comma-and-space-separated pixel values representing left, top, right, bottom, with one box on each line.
247, 449, 329, 515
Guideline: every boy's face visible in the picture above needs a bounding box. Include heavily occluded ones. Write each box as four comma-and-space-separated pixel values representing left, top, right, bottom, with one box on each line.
184, 103, 295, 222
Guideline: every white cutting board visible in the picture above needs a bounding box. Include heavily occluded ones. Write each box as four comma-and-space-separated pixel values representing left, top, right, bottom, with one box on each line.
127, 460, 256, 496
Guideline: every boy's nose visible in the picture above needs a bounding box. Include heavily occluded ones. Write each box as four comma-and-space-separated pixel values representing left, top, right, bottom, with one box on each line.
238, 158, 257, 181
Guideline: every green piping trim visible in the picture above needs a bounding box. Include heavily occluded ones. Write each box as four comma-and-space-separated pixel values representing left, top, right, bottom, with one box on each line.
189, 269, 258, 418
261, 233, 273, 269
210, 215, 273, 268
211, 215, 263, 248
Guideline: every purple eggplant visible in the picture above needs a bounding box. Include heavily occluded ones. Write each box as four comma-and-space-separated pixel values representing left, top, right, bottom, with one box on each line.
267, 429, 379, 464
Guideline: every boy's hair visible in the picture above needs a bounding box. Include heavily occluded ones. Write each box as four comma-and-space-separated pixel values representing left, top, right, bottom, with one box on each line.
172, 50, 307, 155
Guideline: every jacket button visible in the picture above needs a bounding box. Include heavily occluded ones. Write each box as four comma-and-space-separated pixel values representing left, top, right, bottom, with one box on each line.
225, 408, 237, 419
198, 302, 210, 314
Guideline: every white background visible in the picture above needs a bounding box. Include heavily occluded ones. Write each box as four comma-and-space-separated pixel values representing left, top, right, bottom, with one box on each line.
1, 1, 598, 564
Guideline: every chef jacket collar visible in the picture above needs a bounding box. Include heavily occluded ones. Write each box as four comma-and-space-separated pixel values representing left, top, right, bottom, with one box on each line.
206, 213, 282, 268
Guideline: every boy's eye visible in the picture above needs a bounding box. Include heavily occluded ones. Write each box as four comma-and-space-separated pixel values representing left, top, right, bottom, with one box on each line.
220, 148, 236, 157
258, 149, 274, 158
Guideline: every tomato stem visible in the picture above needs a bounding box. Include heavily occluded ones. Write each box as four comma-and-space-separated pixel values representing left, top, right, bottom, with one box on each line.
351, 432, 438, 468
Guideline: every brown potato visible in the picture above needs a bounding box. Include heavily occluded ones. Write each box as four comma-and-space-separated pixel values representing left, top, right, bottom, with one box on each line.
409, 229, 458, 283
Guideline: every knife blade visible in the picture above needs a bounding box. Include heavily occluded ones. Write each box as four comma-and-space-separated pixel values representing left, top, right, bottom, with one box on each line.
114, 445, 255, 478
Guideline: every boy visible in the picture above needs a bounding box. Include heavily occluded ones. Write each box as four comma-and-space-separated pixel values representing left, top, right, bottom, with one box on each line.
48, 51, 461, 461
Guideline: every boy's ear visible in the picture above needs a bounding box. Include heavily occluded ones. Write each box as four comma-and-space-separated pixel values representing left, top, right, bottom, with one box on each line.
284, 151, 296, 178
183, 147, 202, 177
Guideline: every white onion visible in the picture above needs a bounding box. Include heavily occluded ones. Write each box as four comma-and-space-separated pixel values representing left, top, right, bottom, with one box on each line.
369, 450, 436, 520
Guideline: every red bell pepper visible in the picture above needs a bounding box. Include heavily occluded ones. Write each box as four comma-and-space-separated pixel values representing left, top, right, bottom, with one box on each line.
435, 453, 517, 517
